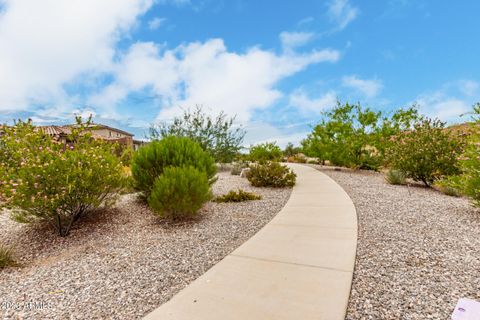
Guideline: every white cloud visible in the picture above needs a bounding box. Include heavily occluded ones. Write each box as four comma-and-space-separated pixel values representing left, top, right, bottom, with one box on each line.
342, 75, 383, 98
459, 80, 479, 97
431, 99, 470, 121
297, 16, 315, 26
413, 80, 480, 123
127, 119, 151, 128
29, 103, 97, 123
243, 121, 284, 146
148, 17, 166, 30
327, 0, 358, 30
152, 0, 190, 6
158, 0, 190, 5
279, 31, 315, 50
268, 131, 310, 148
73, 108, 97, 120
0, 0, 341, 145
415, 91, 471, 122
243, 121, 309, 147
0, 0, 153, 112
288, 89, 337, 113
91, 38, 340, 123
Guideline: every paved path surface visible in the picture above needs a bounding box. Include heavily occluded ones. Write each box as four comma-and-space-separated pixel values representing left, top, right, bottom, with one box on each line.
144, 164, 358, 320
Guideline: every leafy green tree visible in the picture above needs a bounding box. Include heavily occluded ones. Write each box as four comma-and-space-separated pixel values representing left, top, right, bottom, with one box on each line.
0, 117, 125, 236
150, 106, 245, 163
283, 142, 301, 157
301, 125, 329, 165
249, 142, 283, 162
302, 102, 419, 170
386, 117, 465, 186
302, 102, 381, 169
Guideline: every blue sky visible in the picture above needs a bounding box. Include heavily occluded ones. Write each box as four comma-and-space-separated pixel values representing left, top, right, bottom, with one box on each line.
0, 0, 479, 146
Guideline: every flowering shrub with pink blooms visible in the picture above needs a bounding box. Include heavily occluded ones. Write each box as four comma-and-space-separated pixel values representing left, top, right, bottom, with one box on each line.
0, 118, 125, 236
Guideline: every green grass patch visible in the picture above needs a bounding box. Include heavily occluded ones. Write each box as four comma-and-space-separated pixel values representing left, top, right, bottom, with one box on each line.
214, 189, 262, 203
0, 245, 15, 269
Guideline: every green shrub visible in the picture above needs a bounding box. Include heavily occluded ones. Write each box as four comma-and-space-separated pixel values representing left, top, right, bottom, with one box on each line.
435, 178, 462, 197
119, 169, 136, 195
214, 189, 261, 202
441, 186, 462, 197
386, 118, 465, 186
148, 166, 212, 220
120, 147, 134, 166
230, 161, 248, 175
455, 138, 480, 205
216, 163, 233, 172
247, 162, 296, 187
286, 155, 307, 163
0, 245, 15, 269
293, 154, 307, 163
131, 136, 216, 198
249, 142, 282, 162
230, 165, 242, 175
443, 103, 480, 205
385, 169, 406, 185
0, 117, 125, 236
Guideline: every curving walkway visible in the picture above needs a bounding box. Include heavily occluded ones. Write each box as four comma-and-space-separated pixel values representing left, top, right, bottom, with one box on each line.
144, 164, 357, 320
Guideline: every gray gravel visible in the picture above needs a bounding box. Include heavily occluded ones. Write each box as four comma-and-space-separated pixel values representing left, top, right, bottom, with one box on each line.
312, 165, 480, 320
0, 172, 291, 320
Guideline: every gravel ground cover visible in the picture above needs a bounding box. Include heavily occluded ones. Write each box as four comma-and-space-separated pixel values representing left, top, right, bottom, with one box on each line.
0, 172, 291, 320
312, 165, 480, 320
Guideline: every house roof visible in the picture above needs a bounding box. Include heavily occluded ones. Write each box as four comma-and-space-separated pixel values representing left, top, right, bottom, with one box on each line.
38, 125, 71, 136
63, 123, 134, 137
1, 123, 135, 141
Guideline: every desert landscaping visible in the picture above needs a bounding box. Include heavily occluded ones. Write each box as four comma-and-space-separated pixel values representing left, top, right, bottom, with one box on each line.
1, 1, 480, 319
0, 170, 291, 319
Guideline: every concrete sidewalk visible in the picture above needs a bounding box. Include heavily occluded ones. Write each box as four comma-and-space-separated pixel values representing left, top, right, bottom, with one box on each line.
144, 164, 358, 320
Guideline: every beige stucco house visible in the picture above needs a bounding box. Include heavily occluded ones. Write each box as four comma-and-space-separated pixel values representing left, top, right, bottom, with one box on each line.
39, 123, 143, 150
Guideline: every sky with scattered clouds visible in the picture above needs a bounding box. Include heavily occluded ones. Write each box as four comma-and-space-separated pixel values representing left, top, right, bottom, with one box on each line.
0, 0, 479, 145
